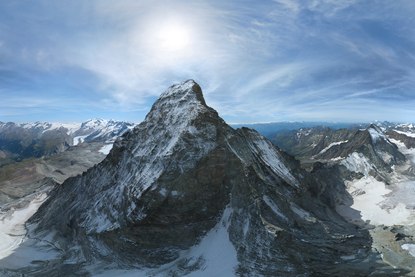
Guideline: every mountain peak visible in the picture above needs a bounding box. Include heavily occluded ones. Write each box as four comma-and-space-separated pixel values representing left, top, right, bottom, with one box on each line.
158, 79, 206, 106
143, 79, 212, 129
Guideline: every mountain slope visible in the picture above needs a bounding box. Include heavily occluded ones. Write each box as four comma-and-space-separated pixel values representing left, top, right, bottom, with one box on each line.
4, 80, 399, 276
285, 124, 415, 272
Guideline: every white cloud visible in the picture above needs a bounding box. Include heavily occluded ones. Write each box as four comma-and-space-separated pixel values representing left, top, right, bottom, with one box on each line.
237, 63, 307, 97
1, 0, 415, 123
273, 0, 300, 13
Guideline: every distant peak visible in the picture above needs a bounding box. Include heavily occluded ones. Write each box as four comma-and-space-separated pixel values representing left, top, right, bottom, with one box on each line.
368, 123, 381, 130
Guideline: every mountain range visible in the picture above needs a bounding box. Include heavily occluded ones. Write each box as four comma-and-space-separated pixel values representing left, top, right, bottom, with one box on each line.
0, 80, 414, 276
0, 119, 134, 166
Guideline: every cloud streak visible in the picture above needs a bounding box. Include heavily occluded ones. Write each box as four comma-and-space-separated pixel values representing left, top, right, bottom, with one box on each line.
0, 0, 414, 123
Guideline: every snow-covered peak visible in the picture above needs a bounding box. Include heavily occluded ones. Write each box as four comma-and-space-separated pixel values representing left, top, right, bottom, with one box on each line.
73, 119, 135, 144
132, 80, 216, 158
141, 80, 211, 142
9, 121, 80, 133
80, 118, 108, 129
0, 119, 134, 146
156, 79, 206, 107
393, 123, 415, 137
367, 124, 389, 143
397, 123, 415, 129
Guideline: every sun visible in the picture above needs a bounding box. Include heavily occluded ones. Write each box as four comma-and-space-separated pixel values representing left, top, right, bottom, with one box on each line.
138, 16, 197, 62
156, 23, 191, 52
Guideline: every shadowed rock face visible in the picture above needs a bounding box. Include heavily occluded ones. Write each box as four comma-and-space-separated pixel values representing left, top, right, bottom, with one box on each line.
387, 130, 415, 149
272, 127, 357, 159
27, 80, 394, 276
273, 124, 406, 176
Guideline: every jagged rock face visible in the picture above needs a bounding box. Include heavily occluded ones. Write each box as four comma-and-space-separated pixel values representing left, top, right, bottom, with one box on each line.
33, 80, 238, 260
31, 80, 376, 276
273, 124, 406, 177
315, 125, 405, 175
272, 127, 356, 160
387, 130, 415, 149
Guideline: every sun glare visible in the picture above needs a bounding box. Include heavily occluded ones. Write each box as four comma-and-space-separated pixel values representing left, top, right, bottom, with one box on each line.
156, 23, 191, 51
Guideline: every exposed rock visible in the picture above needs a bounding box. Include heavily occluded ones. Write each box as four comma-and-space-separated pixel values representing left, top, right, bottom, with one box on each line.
387, 130, 415, 149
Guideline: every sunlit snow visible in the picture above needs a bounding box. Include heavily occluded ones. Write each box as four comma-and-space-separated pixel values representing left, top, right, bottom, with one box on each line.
99, 144, 113, 155
402, 244, 415, 257
0, 194, 47, 260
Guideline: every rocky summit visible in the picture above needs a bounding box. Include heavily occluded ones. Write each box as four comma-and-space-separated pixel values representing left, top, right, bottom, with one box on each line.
1, 80, 406, 276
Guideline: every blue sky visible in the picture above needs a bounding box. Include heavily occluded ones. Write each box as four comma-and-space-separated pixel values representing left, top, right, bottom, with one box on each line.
1, 0, 415, 123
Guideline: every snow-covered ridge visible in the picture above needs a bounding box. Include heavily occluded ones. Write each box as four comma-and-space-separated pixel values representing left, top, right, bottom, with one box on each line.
243, 129, 299, 188
0, 119, 134, 136
137, 80, 213, 157
22, 122, 80, 133
397, 123, 415, 129
0, 121, 79, 134
74, 119, 135, 145
393, 129, 415, 138
318, 140, 348, 155
158, 79, 205, 105
368, 125, 389, 143
0, 119, 135, 146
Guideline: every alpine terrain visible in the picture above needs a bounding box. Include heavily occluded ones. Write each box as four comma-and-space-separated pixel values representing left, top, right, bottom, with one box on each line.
0, 80, 414, 276
272, 123, 415, 273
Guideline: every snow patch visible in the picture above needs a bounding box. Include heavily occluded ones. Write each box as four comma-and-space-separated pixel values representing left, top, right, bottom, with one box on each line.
344, 176, 412, 225
290, 203, 317, 223
243, 219, 250, 237
389, 138, 415, 164
402, 244, 415, 257
183, 206, 238, 277
0, 194, 47, 260
318, 140, 348, 154
250, 137, 299, 188
330, 157, 344, 162
341, 152, 374, 175
73, 135, 88, 146
86, 204, 238, 276
99, 144, 113, 155
263, 196, 288, 221
368, 127, 383, 142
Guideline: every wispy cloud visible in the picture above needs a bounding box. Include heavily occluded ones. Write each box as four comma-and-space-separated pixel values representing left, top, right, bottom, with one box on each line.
0, 0, 414, 123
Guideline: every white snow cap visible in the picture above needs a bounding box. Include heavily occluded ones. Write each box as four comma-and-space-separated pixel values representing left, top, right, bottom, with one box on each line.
158, 80, 206, 106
